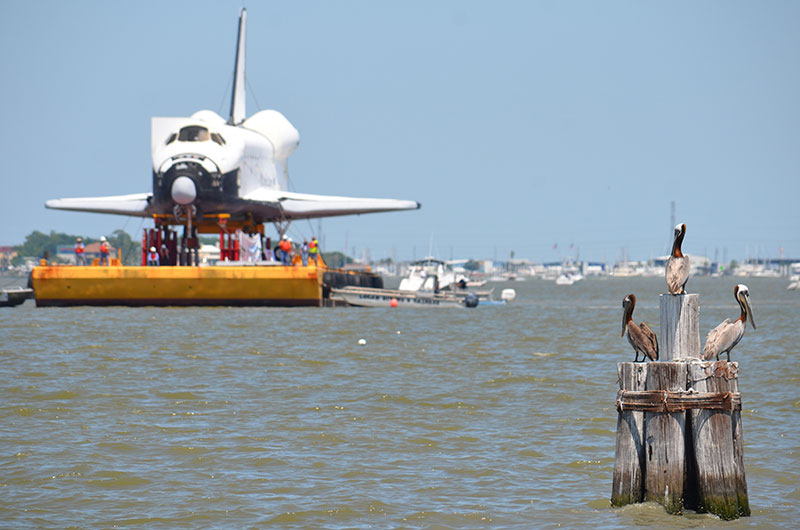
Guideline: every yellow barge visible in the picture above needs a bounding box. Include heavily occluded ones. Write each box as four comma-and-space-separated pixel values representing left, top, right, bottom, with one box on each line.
30, 215, 384, 308
31, 264, 325, 307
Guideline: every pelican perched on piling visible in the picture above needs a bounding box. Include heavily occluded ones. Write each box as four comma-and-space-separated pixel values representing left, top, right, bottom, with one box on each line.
666, 223, 690, 295
622, 294, 659, 362
703, 284, 756, 362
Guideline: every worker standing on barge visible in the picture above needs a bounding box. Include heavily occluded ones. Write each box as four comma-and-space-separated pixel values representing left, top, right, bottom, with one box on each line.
99, 236, 109, 266
279, 235, 292, 266
159, 244, 169, 266
287, 237, 295, 265
264, 238, 274, 261
75, 237, 86, 266
301, 240, 309, 266
309, 236, 319, 266
147, 246, 160, 266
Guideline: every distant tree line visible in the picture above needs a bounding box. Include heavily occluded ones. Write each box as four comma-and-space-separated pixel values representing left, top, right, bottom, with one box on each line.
13, 230, 141, 266
11, 230, 360, 268
321, 251, 353, 269
464, 259, 481, 271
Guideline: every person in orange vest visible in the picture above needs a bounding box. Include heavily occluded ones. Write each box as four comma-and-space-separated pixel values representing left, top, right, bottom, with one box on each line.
146, 246, 160, 266
99, 236, 110, 266
287, 237, 295, 265
75, 237, 86, 266
309, 236, 319, 265
278, 235, 293, 266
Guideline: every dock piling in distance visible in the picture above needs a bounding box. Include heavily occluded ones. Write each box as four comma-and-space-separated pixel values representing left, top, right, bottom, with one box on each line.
612, 293, 750, 520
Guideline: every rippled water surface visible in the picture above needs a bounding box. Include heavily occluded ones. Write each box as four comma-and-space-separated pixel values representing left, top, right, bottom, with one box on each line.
1, 275, 798, 528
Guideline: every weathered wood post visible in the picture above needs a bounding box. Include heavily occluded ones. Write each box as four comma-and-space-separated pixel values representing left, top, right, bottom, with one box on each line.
659, 294, 700, 361
729, 369, 750, 517
688, 361, 750, 519
644, 362, 688, 514
611, 363, 647, 506
612, 292, 750, 520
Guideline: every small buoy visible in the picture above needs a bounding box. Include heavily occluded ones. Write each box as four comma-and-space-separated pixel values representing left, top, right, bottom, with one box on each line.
501, 288, 517, 302
358, 338, 366, 346
390, 298, 398, 308
396, 330, 401, 335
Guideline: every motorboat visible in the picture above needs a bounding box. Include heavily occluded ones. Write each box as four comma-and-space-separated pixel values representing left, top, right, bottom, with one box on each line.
555, 273, 575, 286
487, 272, 526, 282
331, 285, 509, 308
398, 257, 468, 292
333, 256, 512, 308
1, 287, 34, 307
555, 270, 583, 285
332, 286, 473, 308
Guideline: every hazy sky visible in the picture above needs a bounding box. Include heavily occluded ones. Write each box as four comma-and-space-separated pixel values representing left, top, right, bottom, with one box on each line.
1, 1, 798, 263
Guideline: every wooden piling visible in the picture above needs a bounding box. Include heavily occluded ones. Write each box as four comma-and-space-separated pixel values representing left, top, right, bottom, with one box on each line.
644, 362, 688, 514
611, 363, 647, 506
612, 292, 750, 519
688, 362, 750, 519
659, 294, 700, 360
730, 370, 751, 516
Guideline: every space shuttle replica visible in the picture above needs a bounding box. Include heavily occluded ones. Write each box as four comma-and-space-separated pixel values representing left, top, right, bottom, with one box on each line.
46, 9, 419, 235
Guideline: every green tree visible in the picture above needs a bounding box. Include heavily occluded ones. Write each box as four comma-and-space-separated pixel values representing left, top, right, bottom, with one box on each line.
464, 259, 481, 272
321, 251, 352, 269
107, 229, 142, 265
13, 229, 141, 266
14, 230, 78, 263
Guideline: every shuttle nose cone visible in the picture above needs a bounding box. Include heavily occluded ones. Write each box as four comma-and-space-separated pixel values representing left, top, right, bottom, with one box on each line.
171, 176, 197, 205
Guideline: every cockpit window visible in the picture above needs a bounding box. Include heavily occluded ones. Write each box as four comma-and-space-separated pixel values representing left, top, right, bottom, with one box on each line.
178, 126, 209, 142
210, 133, 226, 145
165, 133, 177, 145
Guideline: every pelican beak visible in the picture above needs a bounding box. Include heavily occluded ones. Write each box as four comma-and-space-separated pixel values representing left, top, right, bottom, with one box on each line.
743, 293, 756, 330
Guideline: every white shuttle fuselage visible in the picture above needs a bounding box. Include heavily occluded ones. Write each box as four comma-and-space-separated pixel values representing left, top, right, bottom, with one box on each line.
149, 108, 300, 220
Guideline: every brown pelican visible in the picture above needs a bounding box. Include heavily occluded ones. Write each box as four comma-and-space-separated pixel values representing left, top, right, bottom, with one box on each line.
703, 284, 756, 362
666, 223, 690, 294
622, 294, 659, 362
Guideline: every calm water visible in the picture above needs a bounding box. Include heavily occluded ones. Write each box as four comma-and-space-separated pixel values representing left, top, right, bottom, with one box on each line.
1, 275, 798, 529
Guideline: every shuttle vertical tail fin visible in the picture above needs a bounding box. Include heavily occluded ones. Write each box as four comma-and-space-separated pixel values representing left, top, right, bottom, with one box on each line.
228, 8, 247, 125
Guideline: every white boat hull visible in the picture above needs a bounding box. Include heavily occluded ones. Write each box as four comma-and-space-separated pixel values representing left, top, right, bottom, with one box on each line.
331, 286, 504, 308
332, 287, 466, 308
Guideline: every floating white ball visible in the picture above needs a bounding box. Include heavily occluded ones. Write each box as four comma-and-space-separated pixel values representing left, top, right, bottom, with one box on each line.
501, 288, 517, 301
358, 338, 366, 346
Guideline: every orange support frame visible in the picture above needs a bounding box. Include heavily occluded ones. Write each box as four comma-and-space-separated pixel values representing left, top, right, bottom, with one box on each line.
148, 213, 267, 264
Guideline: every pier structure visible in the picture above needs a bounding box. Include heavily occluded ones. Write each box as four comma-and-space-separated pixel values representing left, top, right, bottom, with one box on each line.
611, 293, 749, 520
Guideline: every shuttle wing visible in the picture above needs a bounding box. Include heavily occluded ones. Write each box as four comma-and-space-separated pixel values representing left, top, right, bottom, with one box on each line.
45, 193, 151, 217
45, 189, 418, 222
243, 189, 420, 220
